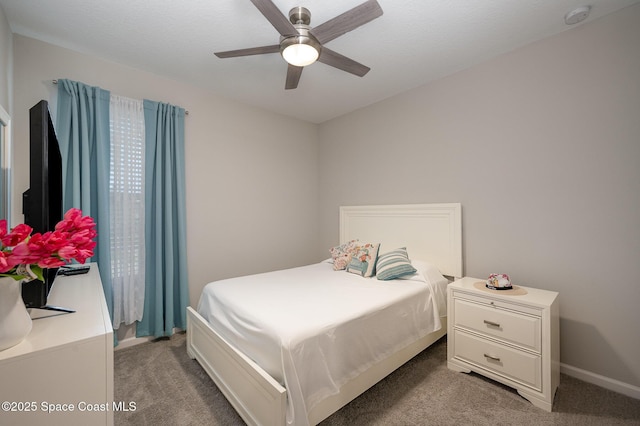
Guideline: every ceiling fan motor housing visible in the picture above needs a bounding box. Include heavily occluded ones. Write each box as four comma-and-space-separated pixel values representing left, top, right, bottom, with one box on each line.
289, 7, 311, 25
280, 6, 321, 61
280, 9, 321, 67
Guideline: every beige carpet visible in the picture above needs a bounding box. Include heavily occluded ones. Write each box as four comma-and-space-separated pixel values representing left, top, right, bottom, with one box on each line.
114, 333, 640, 425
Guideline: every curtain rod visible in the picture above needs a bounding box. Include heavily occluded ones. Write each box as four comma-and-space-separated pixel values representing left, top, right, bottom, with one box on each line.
52, 79, 189, 115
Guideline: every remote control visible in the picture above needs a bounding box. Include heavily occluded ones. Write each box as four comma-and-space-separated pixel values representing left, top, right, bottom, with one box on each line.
59, 265, 91, 276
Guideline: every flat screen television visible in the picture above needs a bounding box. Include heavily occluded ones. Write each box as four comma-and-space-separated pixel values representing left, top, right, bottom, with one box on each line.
21, 100, 63, 309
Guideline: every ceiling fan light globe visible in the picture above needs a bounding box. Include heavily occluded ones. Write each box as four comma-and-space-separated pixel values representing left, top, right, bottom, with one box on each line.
281, 35, 320, 67
282, 44, 318, 66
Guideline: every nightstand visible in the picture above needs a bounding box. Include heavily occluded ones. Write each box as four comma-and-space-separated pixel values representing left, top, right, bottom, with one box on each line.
447, 277, 559, 412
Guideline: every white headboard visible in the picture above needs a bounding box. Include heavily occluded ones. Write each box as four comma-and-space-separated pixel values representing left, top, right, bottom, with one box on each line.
340, 203, 462, 278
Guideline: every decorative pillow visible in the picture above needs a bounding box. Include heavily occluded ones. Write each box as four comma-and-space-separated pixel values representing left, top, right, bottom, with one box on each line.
329, 239, 359, 271
346, 242, 380, 277
376, 247, 417, 280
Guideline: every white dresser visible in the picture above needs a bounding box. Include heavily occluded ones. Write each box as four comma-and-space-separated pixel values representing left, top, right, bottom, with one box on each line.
0, 264, 114, 425
447, 277, 559, 411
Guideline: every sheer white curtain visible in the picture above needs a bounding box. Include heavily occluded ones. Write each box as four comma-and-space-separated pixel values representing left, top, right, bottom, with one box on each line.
109, 95, 145, 328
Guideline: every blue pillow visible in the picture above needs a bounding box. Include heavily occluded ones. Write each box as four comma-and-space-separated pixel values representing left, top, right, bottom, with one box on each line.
376, 248, 417, 280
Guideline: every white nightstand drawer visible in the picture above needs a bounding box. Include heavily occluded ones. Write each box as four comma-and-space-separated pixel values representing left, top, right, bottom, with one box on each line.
453, 298, 541, 352
453, 330, 542, 391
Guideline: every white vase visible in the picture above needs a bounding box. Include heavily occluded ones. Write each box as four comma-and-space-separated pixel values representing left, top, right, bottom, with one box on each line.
0, 277, 33, 351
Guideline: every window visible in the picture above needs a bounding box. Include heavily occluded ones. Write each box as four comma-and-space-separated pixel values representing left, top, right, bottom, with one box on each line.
109, 95, 145, 328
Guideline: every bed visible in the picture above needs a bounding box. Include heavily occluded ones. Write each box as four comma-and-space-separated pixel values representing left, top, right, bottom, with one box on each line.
187, 203, 462, 425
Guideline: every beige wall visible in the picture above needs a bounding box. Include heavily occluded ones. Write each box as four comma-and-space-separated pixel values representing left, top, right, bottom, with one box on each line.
0, 5, 10, 110
0, 6, 11, 228
319, 5, 640, 389
10, 35, 320, 311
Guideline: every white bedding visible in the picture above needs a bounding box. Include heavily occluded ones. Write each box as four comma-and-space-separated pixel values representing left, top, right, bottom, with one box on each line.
197, 260, 448, 425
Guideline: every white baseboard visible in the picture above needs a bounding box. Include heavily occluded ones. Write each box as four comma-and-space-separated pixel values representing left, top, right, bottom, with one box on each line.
561, 363, 640, 400
114, 327, 185, 351
114, 335, 154, 351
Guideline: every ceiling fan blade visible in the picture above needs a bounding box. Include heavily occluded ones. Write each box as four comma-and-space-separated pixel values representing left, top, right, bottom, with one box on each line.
285, 64, 303, 90
318, 48, 370, 77
310, 0, 383, 45
250, 0, 297, 36
215, 44, 280, 58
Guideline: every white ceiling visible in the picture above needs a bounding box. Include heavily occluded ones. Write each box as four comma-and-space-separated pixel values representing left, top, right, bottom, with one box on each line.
1, 0, 638, 123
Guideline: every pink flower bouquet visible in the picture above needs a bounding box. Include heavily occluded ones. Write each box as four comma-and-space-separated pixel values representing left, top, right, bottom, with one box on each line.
0, 208, 97, 282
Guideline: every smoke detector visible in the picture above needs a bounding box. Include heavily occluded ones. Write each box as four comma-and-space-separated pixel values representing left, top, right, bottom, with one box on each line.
565, 6, 591, 25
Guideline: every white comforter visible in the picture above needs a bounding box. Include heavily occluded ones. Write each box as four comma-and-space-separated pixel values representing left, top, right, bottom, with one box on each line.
197, 260, 447, 425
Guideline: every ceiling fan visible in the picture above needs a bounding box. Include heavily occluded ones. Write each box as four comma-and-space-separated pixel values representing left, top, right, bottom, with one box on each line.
215, 0, 383, 90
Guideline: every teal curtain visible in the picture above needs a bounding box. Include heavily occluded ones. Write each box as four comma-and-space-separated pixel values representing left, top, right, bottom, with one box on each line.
136, 100, 189, 338
56, 79, 114, 331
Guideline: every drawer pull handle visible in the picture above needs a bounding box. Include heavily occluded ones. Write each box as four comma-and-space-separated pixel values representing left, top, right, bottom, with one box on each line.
484, 353, 501, 362
483, 319, 501, 327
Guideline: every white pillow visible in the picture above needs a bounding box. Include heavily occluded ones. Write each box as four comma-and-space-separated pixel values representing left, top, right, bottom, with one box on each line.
404, 259, 449, 315
397, 259, 443, 282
